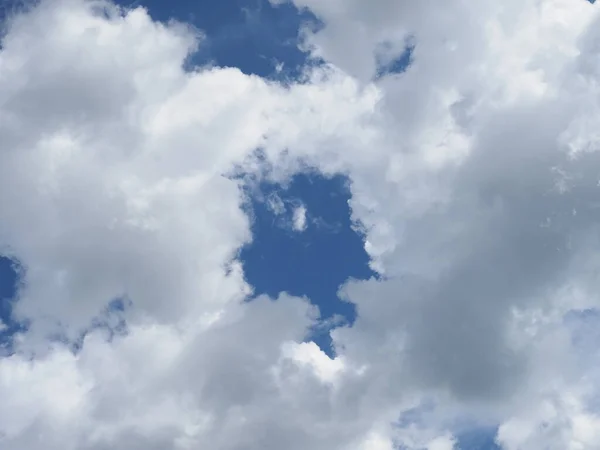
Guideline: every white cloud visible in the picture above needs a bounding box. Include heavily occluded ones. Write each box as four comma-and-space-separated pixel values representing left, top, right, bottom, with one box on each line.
266, 193, 286, 215
3, 0, 600, 449
0, 1, 384, 448
291, 204, 307, 231
280, 341, 346, 383
427, 435, 456, 450
0, 0, 376, 339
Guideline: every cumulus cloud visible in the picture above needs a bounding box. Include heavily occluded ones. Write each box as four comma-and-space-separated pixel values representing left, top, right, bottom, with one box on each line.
291, 204, 307, 231
3, 0, 600, 448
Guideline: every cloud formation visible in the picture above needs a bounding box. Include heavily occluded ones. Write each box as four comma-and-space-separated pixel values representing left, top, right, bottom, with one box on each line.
2, 0, 600, 448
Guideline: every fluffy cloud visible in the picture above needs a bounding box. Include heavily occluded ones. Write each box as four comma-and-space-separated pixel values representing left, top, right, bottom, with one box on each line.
0, 0, 376, 337
284, 0, 600, 446
291, 204, 307, 231
3, 0, 600, 448
0, 0, 376, 448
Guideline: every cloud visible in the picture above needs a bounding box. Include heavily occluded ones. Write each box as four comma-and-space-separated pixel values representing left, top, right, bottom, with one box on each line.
276, 0, 600, 445
3, 0, 600, 449
266, 192, 286, 215
0, 0, 376, 337
291, 204, 307, 231
0, 1, 385, 449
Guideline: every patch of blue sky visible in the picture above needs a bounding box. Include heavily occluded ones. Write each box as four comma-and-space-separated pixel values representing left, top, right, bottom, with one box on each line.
375, 38, 415, 80
455, 427, 501, 450
240, 172, 376, 355
115, 0, 319, 78
0, 256, 24, 352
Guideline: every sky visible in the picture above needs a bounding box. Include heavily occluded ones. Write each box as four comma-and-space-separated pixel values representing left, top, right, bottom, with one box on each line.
2, 0, 600, 449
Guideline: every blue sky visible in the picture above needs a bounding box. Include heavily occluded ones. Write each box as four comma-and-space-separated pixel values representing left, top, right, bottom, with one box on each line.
240, 172, 376, 354
126, 0, 315, 77
2, 1, 600, 449
0, 256, 20, 348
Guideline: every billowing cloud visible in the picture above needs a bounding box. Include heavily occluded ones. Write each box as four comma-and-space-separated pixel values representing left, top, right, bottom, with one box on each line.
2, 0, 600, 449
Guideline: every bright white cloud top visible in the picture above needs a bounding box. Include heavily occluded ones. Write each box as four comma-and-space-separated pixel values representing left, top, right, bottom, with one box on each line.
1, 0, 600, 448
